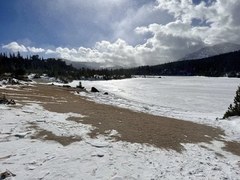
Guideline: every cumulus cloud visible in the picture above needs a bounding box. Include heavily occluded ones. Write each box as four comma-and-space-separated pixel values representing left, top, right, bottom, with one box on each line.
27, 47, 45, 53
155, 0, 240, 45
2, 42, 28, 53
2, 0, 240, 68
2, 42, 45, 54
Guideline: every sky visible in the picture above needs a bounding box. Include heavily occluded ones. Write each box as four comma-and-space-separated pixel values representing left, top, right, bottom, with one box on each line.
1, 0, 240, 68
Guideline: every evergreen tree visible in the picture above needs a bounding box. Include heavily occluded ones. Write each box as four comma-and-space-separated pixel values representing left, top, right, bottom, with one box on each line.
223, 86, 240, 119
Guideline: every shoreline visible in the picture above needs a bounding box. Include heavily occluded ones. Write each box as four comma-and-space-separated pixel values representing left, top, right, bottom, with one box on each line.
1, 83, 239, 154
1, 82, 240, 179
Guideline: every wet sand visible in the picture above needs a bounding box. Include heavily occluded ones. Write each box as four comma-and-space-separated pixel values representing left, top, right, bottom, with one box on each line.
1, 83, 239, 154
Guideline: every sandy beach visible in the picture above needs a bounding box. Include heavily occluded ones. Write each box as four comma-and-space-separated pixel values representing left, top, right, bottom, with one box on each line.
1, 82, 240, 179
1, 83, 239, 154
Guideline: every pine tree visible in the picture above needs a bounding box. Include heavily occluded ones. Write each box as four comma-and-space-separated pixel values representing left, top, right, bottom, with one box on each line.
223, 86, 240, 119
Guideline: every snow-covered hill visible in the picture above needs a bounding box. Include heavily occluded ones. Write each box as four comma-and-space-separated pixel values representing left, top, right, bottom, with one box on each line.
182, 43, 240, 60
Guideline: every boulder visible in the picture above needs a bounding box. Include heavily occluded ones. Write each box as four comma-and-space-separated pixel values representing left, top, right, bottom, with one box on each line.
76, 82, 85, 89
104, 92, 108, 95
91, 87, 99, 93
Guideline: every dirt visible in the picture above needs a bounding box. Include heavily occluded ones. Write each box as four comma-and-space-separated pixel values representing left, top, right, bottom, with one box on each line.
223, 141, 240, 156
28, 122, 82, 146
0, 84, 238, 153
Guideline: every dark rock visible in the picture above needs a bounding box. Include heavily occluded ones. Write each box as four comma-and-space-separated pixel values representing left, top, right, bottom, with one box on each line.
104, 92, 108, 95
8, 78, 20, 85
62, 85, 71, 88
7, 99, 16, 105
0, 95, 16, 105
14, 133, 26, 138
0, 95, 9, 104
97, 154, 104, 158
91, 87, 99, 93
33, 74, 41, 79
76, 82, 85, 89
0, 170, 16, 179
62, 79, 69, 84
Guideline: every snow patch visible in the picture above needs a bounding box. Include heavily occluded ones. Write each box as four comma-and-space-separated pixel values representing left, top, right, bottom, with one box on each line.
0, 103, 240, 179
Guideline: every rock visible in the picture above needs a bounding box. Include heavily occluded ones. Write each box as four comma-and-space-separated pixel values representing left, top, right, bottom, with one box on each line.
0, 95, 8, 104
8, 78, 20, 85
0, 95, 15, 105
7, 99, 15, 105
62, 85, 71, 88
97, 154, 104, 158
104, 92, 108, 95
27, 165, 36, 170
76, 82, 85, 89
0, 170, 16, 179
91, 87, 99, 93
14, 132, 29, 138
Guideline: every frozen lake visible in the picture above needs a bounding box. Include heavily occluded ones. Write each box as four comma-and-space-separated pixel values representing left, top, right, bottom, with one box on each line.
70, 76, 240, 123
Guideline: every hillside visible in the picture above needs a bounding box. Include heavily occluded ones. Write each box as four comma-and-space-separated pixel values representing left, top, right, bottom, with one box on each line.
0, 53, 131, 80
1, 50, 240, 80
181, 43, 240, 60
132, 50, 240, 77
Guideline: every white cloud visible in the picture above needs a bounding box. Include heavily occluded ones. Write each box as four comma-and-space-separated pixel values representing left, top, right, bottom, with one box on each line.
2, 42, 45, 54
155, 0, 240, 45
2, 42, 28, 53
2, 0, 240, 68
27, 47, 45, 53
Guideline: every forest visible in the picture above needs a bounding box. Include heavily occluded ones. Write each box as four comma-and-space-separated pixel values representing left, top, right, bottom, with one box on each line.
0, 50, 239, 81
0, 52, 131, 81
130, 50, 240, 77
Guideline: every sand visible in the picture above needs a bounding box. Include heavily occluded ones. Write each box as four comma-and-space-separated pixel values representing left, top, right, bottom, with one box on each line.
1, 83, 239, 154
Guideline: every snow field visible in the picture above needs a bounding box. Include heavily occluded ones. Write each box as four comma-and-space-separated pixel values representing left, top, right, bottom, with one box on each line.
69, 77, 240, 142
0, 103, 240, 179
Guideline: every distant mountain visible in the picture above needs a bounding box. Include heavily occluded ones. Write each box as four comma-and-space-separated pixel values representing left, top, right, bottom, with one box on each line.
64, 59, 124, 70
64, 59, 102, 69
131, 50, 240, 77
181, 43, 240, 60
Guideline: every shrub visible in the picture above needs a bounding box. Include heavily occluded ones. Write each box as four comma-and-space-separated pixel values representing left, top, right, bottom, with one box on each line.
223, 86, 240, 119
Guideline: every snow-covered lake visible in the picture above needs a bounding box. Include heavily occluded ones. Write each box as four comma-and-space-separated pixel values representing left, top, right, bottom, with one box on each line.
70, 76, 239, 120
69, 76, 240, 140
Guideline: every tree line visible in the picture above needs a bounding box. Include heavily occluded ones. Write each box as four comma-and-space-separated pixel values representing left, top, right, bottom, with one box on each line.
129, 50, 240, 77
0, 50, 239, 81
0, 52, 131, 81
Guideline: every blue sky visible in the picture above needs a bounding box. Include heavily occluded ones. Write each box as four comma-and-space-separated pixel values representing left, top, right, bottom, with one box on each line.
1, 0, 240, 67
0, 0, 160, 47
